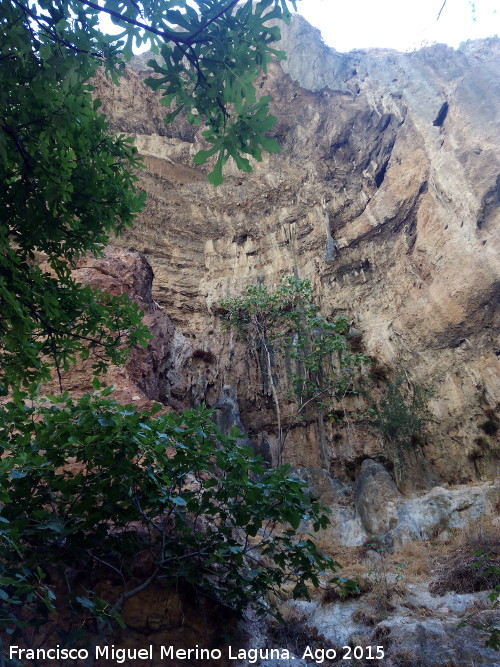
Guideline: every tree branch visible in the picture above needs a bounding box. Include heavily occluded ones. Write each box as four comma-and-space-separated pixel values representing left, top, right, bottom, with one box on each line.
12, 0, 103, 57
187, 0, 240, 44
109, 566, 160, 617
76, 0, 188, 44
77, 0, 242, 48
436, 0, 447, 21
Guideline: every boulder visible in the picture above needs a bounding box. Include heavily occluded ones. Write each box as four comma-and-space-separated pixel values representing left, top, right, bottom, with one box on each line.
298, 467, 369, 548
355, 459, 403, 535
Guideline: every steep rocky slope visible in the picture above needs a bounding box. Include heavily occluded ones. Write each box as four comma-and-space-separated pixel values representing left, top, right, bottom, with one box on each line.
48, 17, 500, 665
94, 19, 499, 490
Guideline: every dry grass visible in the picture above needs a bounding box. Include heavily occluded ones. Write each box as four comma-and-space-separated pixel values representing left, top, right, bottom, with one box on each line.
327, 546, 373, 574
351, 608, 378, 626
266, 606, 341, 664
335, 540, 433, 585
318, 541, 431, 611
386, 540, 432, 579
318, 517, 499, 611
429, 522, 499, 596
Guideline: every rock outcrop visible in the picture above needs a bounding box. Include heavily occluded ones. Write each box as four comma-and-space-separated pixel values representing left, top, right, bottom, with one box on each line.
45, 246, 193, 409
301, 460, 499, 550
355, 459, 403, 535
61, 18, 500, 665
93, 21, 499, 488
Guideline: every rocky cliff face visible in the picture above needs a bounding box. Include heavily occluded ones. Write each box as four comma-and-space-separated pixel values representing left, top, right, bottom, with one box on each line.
61, 19, 500, 665
43, 246, 194, 411
94, 18, 499, 488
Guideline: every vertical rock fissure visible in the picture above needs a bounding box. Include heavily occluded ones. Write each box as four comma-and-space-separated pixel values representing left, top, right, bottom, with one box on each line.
322, 201, 337, 263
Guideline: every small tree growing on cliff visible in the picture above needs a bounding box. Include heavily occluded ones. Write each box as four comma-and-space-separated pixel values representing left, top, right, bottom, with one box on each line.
374, 377, 435, 486
218, 277, 369, 465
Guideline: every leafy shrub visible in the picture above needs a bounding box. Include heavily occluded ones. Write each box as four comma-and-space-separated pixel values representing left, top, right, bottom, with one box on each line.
218, 277, 368, 463
456, 548, 500, 651
431, 528, 499, 651
374, 377, 434, 448
0, 386, 343, 649
374, 377, 434, 485
431, 531, 500, 596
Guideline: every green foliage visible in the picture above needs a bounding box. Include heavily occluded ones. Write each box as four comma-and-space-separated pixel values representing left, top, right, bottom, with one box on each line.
1, 1, 150, 391
374, 377, 434, 486
0, 389, 343, 647
472, 551, 500, 651
458, 549, 500, 651
374, 377, 434, 449
219, 277, 367, 407
1, 0, 297, 390
6, 0, 297, 184
218, 277, 368, 462
146, 0, 291, 185
120, 0, 297, 186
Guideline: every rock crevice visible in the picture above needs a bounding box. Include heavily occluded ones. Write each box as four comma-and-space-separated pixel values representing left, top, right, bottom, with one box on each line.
92, 23, 500, 487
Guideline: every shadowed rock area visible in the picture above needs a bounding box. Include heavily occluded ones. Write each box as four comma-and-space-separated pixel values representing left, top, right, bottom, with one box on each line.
92, 21, 499, 489
71, 18, 500, 665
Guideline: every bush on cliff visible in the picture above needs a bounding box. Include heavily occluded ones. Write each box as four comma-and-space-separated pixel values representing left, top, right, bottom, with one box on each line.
218, 277, 369, 465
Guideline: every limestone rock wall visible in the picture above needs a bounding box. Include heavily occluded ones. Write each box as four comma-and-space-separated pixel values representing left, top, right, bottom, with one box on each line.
94, 19, 499, 487
45, 247, 193, 410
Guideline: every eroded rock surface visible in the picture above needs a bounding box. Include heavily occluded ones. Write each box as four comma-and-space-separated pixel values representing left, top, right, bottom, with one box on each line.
93, 22, 499, 487
45, 246, 192, 409
301, 460, 499, 551
52, 19, 500, 664
289, 587, 499, 666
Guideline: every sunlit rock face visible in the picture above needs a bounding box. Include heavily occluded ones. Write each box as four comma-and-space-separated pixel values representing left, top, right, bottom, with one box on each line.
94, 19, 499, 487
